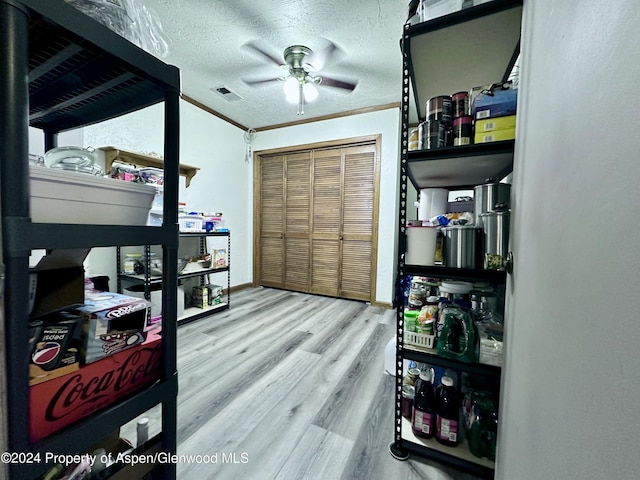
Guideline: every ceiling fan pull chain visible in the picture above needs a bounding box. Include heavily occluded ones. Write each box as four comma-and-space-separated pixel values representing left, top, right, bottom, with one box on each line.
298, 81, 304, 115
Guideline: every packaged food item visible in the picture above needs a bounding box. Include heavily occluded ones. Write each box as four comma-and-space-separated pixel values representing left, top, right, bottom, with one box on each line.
123, 253, 144, 275
402, 385, 416, 419
192, 286, 209, 309
213, 249, 227, 268
417, 297, 438, 335
404, 309, 419, 333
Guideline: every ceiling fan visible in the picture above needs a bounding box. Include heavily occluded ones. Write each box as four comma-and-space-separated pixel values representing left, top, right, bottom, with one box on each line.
242, 39, 358, 115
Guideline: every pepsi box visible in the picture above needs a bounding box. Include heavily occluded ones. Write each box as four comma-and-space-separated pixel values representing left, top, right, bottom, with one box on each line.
77, 291, 150, 364
29, 312, 82, 386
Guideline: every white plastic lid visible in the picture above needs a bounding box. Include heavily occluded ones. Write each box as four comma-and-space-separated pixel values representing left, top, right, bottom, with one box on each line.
440, 281, 473, 294
419, 370, 432, 381
441, 375, 454, 387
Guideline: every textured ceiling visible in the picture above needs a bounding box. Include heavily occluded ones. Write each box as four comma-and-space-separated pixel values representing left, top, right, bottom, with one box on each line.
143, 0, 408, 129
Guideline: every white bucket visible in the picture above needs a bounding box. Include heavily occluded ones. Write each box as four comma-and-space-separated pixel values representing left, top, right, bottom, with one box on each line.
417, 188, 448, 221
406, 226, 438, 265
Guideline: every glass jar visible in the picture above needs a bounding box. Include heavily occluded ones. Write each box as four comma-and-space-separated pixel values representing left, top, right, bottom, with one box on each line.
403, 367, 421, 387
123, 253, 144, 275
401, 385, 416, 418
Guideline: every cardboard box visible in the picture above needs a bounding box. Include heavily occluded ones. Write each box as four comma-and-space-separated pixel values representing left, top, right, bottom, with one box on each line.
472, 83, 518, 120
191, 286, 208, 309
30, 249, 90, 318
475, 115, 517, 133
77, 291, 150, 364
29, 332, 162, 442
213, 249, 227, 268
474, 127, 516, 144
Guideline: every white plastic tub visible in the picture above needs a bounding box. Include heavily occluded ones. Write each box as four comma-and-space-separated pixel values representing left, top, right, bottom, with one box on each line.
405, 226, 438, 265
30, 166, 156, 225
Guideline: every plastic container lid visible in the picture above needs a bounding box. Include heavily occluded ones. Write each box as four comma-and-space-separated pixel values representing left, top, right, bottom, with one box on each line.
426, 296, 440, 303
441, 375, 454, 387
419, 370, 432, 381
125, 253, 142, 258
440, 281, 473, 294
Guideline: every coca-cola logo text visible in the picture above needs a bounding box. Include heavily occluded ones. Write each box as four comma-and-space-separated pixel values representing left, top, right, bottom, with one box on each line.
44, 343, 162, 422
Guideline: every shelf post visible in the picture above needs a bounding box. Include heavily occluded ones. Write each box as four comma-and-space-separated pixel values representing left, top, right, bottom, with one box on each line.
0, 0, 32, 458
390, 20, 413, 462
161, 86, 180, 462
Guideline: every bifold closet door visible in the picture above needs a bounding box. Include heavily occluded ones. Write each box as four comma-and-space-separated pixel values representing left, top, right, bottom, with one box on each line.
310, 148, 342, 297
257, 139, 378, 302
259, 155, 285, 288
340, 144, 376, 301
310, 144, 377, 301
284, 152, 311, 291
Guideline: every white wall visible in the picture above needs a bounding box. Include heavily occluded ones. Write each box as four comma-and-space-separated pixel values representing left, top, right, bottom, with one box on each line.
80, 100, 249, 288
253, 107, 401, 305
498, 1, 640, 479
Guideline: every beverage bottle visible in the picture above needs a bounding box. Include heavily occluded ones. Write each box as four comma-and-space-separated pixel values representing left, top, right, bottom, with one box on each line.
436, 375, 460, 446
412, 369, 436, 438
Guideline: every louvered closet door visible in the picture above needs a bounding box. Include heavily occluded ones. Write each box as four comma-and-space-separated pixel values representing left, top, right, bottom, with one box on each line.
259, 155, 285, 287
310, 147, 342, 297
284, 152, 311, 291
341, 144, 377, 301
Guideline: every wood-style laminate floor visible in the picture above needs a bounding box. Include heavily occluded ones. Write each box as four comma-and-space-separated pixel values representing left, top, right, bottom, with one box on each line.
130, 287, 483, 480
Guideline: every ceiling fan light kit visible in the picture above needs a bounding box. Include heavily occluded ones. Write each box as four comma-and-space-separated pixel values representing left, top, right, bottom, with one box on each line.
243, 39, 358, 116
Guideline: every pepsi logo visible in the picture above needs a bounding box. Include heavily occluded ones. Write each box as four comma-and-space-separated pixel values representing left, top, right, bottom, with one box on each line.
33, 342, 61, 365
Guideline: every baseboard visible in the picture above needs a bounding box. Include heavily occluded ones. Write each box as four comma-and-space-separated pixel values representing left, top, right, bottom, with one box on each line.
227, 283, 253, 294
371, 301, 393, 309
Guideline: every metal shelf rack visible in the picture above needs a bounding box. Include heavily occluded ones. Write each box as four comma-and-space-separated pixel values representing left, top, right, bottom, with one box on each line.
1, 1, 181, 478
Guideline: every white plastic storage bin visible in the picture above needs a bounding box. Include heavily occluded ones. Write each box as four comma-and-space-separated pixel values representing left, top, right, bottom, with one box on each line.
29, 166, 156, 225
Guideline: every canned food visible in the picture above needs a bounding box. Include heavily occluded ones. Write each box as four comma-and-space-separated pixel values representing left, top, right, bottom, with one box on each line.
426, 95, 453, 123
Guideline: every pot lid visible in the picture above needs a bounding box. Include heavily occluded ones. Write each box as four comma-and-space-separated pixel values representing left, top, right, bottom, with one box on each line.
440, 280, 473, 294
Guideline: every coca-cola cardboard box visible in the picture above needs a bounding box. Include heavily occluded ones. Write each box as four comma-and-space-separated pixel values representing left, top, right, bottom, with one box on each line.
29, 331, 162, 442
77, 291, 150, 364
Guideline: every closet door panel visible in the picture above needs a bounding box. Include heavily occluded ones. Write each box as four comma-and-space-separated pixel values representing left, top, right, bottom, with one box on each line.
340, 239, 372, 301
285, 237, 310, 290
311, 148, 342, 296
261, 236, 284, 287
285, 152, 311, 234
259, 155, 285, 287
342, 145, 376, 236
312, 148, 342, 235
311, 239, 340, 296
341, 144, 376, 299
284, 152, 311, 290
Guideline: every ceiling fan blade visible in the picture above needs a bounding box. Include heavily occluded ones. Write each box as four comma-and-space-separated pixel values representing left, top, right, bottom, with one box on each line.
305, 38, 339, 71
243, 41, 284, 67
242, 76, 282, 87
317, 75, 358, 92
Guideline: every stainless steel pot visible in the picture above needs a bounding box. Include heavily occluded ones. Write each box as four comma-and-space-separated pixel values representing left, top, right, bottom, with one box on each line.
479, 210, 511, 267
442, 225, 479, 268
474, 180, 511, 226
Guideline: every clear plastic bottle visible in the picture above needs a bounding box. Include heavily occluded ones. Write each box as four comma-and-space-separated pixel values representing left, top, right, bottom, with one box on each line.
412, 368, 436, 438
436, 375, 460, 446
